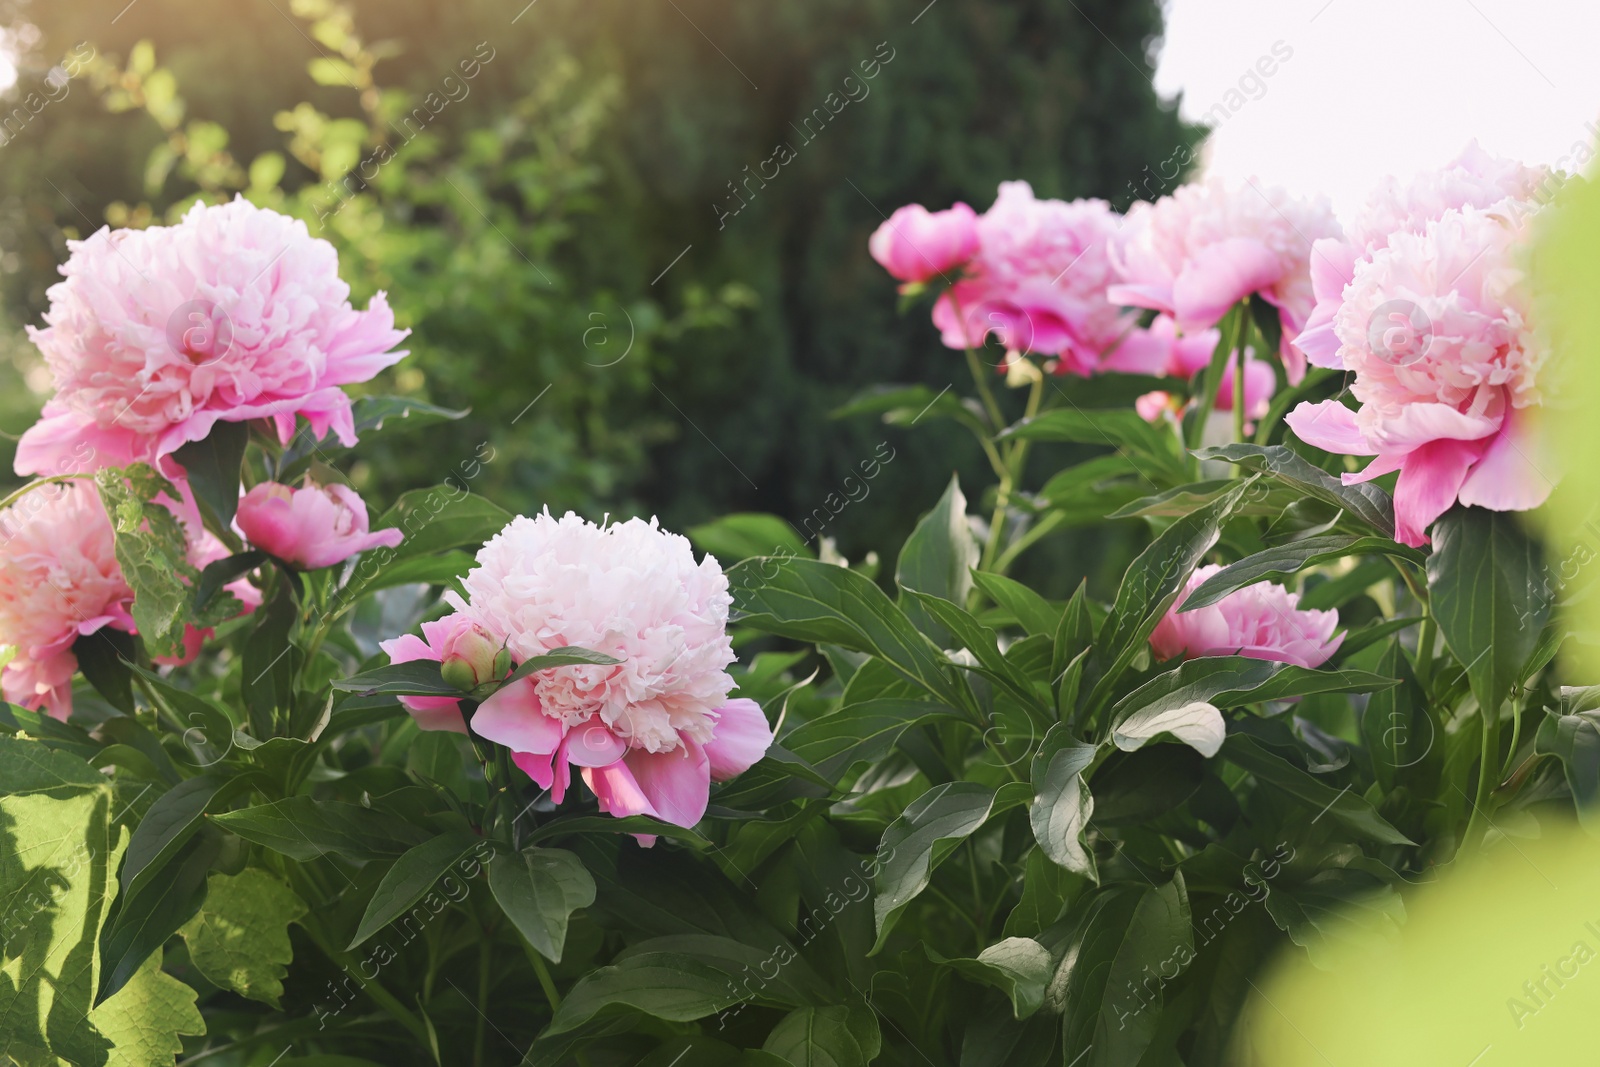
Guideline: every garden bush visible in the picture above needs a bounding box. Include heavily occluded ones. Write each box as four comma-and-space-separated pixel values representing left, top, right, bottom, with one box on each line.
0, 127, 1593, 1067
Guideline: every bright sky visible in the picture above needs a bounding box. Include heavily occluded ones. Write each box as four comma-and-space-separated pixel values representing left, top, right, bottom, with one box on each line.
1153, 0, 1600, 221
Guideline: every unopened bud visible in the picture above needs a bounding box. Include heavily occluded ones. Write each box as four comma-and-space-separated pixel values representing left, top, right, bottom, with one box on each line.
439, 622, 501, 691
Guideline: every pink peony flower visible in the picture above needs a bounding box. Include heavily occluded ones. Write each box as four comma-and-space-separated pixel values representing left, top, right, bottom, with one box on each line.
1285, 203, 1550, 546
15, 197, 409, 478
1151, 565, 1343, 669
235, 480, 403, 570
378, 614, 477, 734
0, 478, 259, 719
1294, 143, 1551, 372
432, 510, 773, 829
0, 482, 134, 719
869, 202, 980, 283
1110, 177, 1341, 384
931, 182, 1135, 374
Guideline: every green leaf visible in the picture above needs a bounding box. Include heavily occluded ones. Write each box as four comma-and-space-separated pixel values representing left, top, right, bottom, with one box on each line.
783, 699, 959, 782
172, 420, 249, 526
95, 465, 200, 659
1362, 640, 1432, 795
194, 550, 266, 614
211, 796, 432, 862
1182, 535, 1425, 611
730, 556, 970, 713
74, 628, 137, 714
331, 659, 458, 697
545, 952, 749, 1034
1030, 728, 1098, 878
98, 830, 216, 1002
970, 571, 1062, 638
762, 1003, 882, 1067
931, 936, 1052, 1019
904, 591, 1050, 716
1220, 734, 1413, 845
1088, 482, 1252, 711
1535, 695, 1600, 831
279, 397, 470, 477
834, 382, 988, 435
179, 868, 308, 1005
375, 487, 512, 560
487, 847, 595, 963
1108, 656, 1397, 727
1000, 408, 1186, 478
0, 736, 105, 798
1111, 701, 1225, 758
499, 646, 624, 687
0, 786, 123, 1065
688, 513, 812, 563
1057, 878, 1192, 1067
873, 782, 1000, 949
242, 581, 298, 735
121, 774, 235, 901
897, 475, 980, 621
1428, 507, 1550, 715
1260, 868, 1404, 970
84, 948, 203, 1065
1196, 443, 1394, 534
349, 831, 483, 948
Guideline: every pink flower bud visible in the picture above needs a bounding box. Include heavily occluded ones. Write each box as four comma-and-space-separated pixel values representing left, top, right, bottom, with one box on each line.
235, 480, 403, 570
439, 622, 504, 691
868, 202, 979, 283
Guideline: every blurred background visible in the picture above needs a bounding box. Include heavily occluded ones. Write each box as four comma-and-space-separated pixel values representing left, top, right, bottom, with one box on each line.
1, 0, 1596, 599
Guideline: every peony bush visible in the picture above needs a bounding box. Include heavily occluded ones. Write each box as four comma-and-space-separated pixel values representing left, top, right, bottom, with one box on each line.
0, 141, 1591, 1066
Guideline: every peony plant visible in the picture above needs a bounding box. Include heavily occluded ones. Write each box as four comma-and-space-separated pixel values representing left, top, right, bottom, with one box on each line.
0, 142, 1591, 1067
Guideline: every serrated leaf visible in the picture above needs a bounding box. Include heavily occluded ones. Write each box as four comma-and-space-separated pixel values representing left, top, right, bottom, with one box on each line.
85, 948, 203, 1066
179, 868, 307, 1006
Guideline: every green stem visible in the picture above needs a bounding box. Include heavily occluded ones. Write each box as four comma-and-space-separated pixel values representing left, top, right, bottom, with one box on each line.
1413, 612, 1436, 694
473, 939, 491, 1067
993, 511, 1067, 574
978, 371, 1043, 576
1463, 703, 1503, 850
965, 345, 1006, 433
0, 473, 90, 513
1187, 306, 1241, 458
1233, 316, 1250, 445
301, 921, 432, 1046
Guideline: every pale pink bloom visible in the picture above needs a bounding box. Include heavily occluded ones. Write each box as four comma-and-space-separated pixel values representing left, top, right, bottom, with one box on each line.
869, 202, 979, 283
0, 483, 133, 719
931, 182, 1134, 374
1151, 565, 1343, 669
1295, 143, 1551, 371
443, 510, 772, 829
235, 480, 402, 570
1125, 316, 1275, 426
1110, 177, 1341, 383
15, 197, 408, 478
0, 478, 259, 719
378, 614, 476, 734
1285, 204, 1550, 546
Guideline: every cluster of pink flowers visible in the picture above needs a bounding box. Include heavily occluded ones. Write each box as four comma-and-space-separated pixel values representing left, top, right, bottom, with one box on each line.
1152, 565, 1343, 670
3, 198, 412, 716
873, 143, 1559, 547
869, 177, 1336, 410
382, 510, 772, 831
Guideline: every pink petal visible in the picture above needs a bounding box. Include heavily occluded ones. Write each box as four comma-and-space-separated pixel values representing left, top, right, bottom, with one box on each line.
582, 760, 656, 820
1394, 438, 1482, 546
1171, 238, 1283, 332
1457, 414, 1555, 513
1366, 403, 1498, 452
621, 743, 711, 828
560, 716, 628, 768
1106, 281, 1176, 315
1286, 401, 1372, 455
471, 678, 563, 755
705, 699, 774, 781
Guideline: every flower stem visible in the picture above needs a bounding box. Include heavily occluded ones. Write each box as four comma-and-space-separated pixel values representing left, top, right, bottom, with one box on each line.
0, 473, 91, 513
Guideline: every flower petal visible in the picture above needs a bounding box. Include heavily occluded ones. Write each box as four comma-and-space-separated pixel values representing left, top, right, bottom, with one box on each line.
471, 678, 563, 755
705, 699, 774, 781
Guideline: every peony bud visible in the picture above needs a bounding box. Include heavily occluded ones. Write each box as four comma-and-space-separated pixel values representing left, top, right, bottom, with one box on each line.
868, 202, 979, 283
439, 622, 503, 691
236, 480, 403, 570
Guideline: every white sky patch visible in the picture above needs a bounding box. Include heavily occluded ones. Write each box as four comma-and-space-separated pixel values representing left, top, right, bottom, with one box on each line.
1152, 0, 1600, 221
